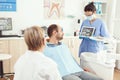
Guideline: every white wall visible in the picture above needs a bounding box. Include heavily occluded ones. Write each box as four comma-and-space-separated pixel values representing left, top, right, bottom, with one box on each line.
107, 0, 120, 38
0, 0, 82, 36
107, 0, 116, 36
113, 0, 120, 39
0, 0, 116, 36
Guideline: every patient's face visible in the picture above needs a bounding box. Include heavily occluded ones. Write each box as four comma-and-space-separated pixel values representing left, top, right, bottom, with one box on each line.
56, 26, 64, 40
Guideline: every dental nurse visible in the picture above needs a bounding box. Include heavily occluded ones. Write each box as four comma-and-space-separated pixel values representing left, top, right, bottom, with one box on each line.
79, 2, 109, 56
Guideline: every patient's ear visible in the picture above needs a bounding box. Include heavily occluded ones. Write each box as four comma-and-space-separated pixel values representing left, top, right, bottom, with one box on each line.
46, 38, 49, 42
52, 30, 57, 36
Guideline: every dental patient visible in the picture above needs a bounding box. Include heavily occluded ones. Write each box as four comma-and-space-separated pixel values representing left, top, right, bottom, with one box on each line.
44, 24, 103, 80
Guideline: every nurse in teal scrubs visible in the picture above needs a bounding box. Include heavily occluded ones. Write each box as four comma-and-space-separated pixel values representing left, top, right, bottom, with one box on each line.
79, 2, 110, 56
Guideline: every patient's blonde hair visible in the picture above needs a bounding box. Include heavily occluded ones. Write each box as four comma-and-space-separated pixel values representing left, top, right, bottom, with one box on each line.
24, 26, 44, 51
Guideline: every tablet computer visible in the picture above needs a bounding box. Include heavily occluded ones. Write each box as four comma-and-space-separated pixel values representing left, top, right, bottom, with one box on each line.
79, 26, 95, 38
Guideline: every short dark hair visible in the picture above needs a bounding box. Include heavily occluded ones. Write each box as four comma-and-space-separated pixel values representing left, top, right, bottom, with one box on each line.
84, 2, 96, 12
47, 24, 58, 37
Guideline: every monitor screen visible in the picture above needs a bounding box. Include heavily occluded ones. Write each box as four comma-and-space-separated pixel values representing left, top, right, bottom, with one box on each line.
0, 18, 12, 31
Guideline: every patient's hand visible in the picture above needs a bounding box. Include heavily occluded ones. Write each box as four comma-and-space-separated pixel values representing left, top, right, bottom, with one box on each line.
83, 68, 96, 75
84, 68, 90, 72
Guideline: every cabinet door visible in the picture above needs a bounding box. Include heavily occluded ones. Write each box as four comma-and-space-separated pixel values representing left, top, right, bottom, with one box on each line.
62, 37, 81, 64
0, 40, 10, 73
9, 39, 27, 72
0, 40, 9, 53
72, 38, 81, 64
